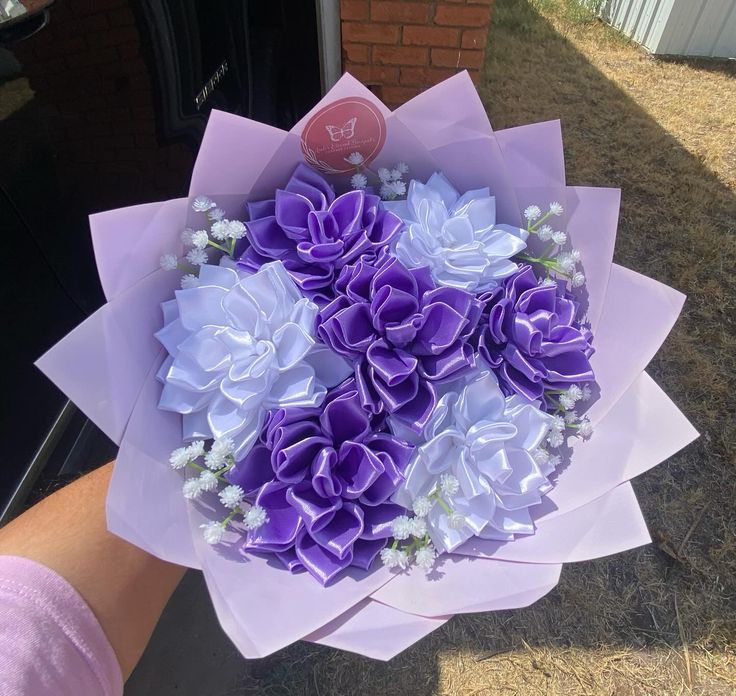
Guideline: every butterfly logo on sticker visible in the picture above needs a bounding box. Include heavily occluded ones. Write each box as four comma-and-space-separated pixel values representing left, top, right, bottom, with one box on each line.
325, 117, 357, 142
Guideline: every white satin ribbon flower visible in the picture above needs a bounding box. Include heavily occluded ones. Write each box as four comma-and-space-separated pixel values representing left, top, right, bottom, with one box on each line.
156, 260, 351, 459
385, 172, 528, 292
391, 369, 556, 554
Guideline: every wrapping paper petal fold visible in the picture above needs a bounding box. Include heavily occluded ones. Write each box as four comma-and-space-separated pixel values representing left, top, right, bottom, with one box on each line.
306, 599, 450, 660
36, 270, 179, 444
33, 70, 697, 662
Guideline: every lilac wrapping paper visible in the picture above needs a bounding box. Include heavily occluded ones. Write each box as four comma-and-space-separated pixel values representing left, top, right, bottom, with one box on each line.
36, 72, 698, 660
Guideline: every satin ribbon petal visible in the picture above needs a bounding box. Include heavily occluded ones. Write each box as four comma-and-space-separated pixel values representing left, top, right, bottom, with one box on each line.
476, 264, 595, 399
394, 173, 527, 292
392, 369, 555, 553
157, 261, 332, 458
240, 164, 401, 301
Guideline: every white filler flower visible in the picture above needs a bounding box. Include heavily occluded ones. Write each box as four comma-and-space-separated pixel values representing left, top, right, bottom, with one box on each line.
201, 521, 225, 545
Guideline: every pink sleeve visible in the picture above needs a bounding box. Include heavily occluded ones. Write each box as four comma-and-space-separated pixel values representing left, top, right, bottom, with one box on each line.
0, 555, 123, 696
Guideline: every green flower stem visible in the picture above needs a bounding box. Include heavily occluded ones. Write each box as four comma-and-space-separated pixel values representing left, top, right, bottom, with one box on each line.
220, 507, 241, 527
530, 210, 553, 230
207, 239, 231, 255
215, 463, 233, 481
517, 254, 573, 280
433, 495, 453, 516
517, 254, 554, 267
186, 460, 233, 481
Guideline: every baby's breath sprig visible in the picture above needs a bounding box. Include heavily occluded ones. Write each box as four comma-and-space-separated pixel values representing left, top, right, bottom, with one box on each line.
169, 436, 268, 545
344, 152, 410, 201
541, 384, 594, 449
524, 200, 563, 233
519, 202, 586, 288
159, 196, 247, 281
381, 474, 465, 574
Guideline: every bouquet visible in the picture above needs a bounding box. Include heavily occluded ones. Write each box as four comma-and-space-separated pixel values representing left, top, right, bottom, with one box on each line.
38, 73, 697, 660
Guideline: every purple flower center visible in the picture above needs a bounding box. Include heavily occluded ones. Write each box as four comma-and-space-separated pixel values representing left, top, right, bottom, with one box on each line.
317, 252, 482, 432
226, 381, 413, 585
476, 265, 595, 401
237, 164, 404, 302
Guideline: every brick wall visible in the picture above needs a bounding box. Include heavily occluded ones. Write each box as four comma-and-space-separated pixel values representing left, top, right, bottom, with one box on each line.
340, 0, 494, 108
11, 0, 194, 205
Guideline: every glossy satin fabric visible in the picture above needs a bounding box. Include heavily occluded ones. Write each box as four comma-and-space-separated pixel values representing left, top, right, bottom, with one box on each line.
476, 265, 595, 401
391, 369, 555, 553
155, 260, 351, 458
228, 380, 413, 585
317, 251, 483, 434
237, 164, 404, 302
386, 172, 528, 293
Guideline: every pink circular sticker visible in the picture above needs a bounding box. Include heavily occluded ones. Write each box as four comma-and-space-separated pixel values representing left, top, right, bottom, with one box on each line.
301, 96, 387, 175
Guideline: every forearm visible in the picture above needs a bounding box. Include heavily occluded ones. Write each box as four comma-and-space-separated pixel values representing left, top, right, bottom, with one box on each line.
0, 462, 185, 680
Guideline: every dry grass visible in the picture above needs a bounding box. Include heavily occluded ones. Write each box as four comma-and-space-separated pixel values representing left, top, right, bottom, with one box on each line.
128, 2, 736, 694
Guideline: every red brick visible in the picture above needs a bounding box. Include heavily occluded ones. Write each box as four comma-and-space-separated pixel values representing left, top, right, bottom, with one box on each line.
83, 95, 111, 110
400, 66, 457, 86
344, 62, 369, 81
373, 45, 428, 66
135, 134, 159, 149
111, 133, 136, 149
344, 64, 399, 84
68, 0, 127, 15
108, 5, 136, 25
461, 28, 488, 49
340, 0, 369, 20
403, 25, 459, 47
167, 146, 195, 168
466, 68, 482, 84
131, 104, 155, 120
85, 108, 112, 123
101, 160, 140, 174
66, 48, 118, 69
431, 47, 484, 69
342, 43, 369, 63
79, 13, 110, 32
371, 1, 429, 24
434, 4, 492, 27
117, 57, 148, 76
87, 25, 139, 48
23, 58, 67, 77
117, 42, 140, 60
130, 72, 152, 92
382, 85, 420, 107
33, 35, 86, 59
342, 22, 399, 44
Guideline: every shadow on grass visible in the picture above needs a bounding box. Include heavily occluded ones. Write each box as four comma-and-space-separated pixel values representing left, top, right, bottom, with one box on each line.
653, 55, 736, 78
126, 2, 736, 694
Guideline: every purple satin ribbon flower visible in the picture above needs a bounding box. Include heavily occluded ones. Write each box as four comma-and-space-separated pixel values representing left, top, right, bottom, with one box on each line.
475, 265, 595, 401
227, 380, 413, 585
317, 251, 482, 433
237, 164, 404, 302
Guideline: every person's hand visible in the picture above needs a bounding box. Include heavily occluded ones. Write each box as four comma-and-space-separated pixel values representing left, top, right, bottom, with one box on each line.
0, 462, 186, 679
